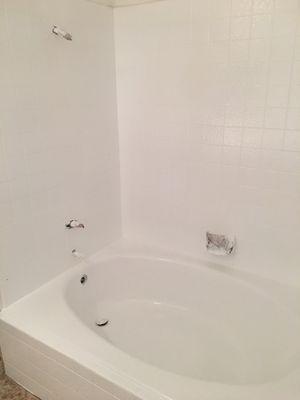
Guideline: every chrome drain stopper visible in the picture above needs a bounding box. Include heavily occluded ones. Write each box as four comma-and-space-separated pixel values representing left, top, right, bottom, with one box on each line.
95, 319, 109, 327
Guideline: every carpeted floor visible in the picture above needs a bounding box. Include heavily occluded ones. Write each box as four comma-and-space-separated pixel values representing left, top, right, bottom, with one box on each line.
0, 352, 39, 400
0, 375, 39, 400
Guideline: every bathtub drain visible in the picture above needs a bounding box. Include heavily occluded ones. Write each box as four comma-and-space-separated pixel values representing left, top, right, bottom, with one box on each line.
80, 274, 88, 285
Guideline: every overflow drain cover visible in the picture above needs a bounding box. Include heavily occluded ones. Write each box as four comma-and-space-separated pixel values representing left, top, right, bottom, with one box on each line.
95, 319, 109, 327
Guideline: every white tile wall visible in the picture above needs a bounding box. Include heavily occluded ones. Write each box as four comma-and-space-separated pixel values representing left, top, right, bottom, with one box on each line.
1, 0, 299, 306
0, 0, 121, 306
115, 0, 300, 285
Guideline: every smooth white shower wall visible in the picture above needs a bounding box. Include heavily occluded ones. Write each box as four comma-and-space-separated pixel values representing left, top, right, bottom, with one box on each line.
115, 0, 300, 285
0, 0, 121, 306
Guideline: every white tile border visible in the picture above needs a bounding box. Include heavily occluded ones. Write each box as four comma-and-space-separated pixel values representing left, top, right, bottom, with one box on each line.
4, 364, 54, 400
0, 327, 138, 400
113, 0, 165, 6
87, 0, 165, 7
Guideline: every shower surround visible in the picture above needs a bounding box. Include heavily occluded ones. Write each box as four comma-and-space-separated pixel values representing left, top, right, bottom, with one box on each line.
0, 0, 121, 307
115, 0, 300, 286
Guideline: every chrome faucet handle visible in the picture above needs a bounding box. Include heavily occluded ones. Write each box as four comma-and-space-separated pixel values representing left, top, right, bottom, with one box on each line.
65, 219, 85, 229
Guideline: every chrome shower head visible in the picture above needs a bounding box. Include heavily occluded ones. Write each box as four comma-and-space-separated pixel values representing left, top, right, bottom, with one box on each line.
52, 26, 72, 41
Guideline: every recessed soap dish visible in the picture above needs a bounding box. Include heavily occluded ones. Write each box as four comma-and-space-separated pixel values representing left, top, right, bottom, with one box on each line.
206, 232, 236, 256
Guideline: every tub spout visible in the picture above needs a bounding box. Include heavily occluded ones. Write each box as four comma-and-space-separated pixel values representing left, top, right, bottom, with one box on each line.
65, 219, 85, 229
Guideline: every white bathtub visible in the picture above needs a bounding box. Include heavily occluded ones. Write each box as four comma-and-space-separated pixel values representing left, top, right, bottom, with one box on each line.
1, 241, 300, 400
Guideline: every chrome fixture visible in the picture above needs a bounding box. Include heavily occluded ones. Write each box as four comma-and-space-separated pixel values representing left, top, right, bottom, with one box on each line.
95, 319, 109, 327
206, 232, 236, 256
65, 219, 85, 229
52, 26, 72, 41
80, 274, 88, 285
